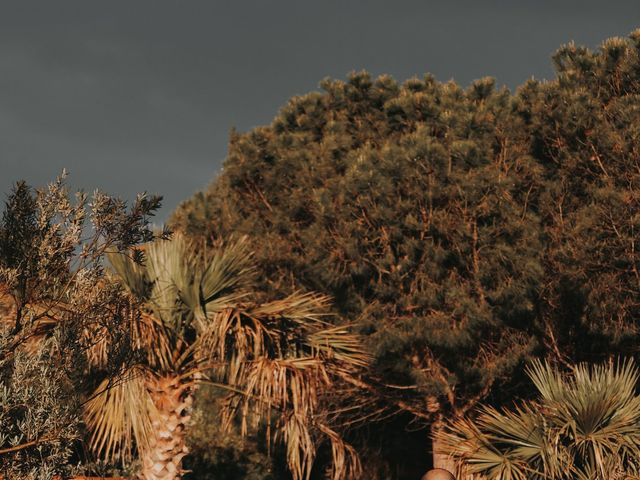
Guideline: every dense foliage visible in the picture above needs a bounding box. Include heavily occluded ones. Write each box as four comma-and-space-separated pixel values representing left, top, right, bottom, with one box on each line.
0, 340, 81, 480
517, 33, 640, 362
87, 234, 367, 480
174, 72, 544, 412
3, 28, 640, 480
0, 174, 161, 479
172, 30, 640, 476
184, 385, 284, 480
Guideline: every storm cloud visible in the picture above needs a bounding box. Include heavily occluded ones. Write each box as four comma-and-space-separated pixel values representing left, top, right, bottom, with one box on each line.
1, 0, 638, 221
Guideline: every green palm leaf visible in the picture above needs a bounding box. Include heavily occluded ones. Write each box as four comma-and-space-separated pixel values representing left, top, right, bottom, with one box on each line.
107, 249, 150, 299
444, 359, 640, 479
198, 236, 254, 311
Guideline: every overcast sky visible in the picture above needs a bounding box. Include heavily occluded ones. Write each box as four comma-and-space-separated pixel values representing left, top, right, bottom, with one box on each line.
1, 1, 639, 222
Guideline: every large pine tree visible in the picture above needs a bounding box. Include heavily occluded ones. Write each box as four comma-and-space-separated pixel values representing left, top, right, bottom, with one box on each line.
173, 72, 545, 474
173, 29, 640, 477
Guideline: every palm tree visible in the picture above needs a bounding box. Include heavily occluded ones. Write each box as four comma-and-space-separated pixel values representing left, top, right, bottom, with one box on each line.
83, 234, 368, 480
439, 360, 640, 480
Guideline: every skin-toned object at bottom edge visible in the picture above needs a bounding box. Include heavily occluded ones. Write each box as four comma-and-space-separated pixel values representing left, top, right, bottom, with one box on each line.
421, 468, 455, 480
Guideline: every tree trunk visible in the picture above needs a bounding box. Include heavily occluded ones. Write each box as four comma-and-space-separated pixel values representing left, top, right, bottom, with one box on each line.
140, 375, 192, 480
430, 419, 457, 475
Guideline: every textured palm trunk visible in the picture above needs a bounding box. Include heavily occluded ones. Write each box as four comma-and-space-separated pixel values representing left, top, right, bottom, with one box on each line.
140, 376, 192, 480
430, 419, 457, 475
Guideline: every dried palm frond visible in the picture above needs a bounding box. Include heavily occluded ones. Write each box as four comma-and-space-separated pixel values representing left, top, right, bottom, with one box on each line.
317, 422, 362, 480
132, 311, 175, 372
305, 325, 370, 368
220, 356, 361, 480
249, 292, 333, 325
84, 367, 156, 463
197, 300, 367, 480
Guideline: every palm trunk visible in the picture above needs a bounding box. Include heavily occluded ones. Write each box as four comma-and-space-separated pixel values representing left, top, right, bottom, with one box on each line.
140, 375, 192, 480
430, 418, 456, 475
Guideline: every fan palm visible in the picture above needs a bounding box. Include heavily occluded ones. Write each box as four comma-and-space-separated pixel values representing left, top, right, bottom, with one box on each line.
84, 234, 368, 480
439, 360, 640, 480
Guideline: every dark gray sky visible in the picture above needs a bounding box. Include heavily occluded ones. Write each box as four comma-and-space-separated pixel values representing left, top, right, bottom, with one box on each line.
1, 1, 639, 222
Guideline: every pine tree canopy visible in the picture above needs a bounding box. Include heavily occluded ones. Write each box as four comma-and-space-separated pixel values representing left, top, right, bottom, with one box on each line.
516, 32, 640, 361
171, 29, 640, 476
173, 70, 547, 406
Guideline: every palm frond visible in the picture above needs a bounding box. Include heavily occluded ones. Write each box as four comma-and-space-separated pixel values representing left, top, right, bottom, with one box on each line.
305, 325, 370, 368
198, 236, 254, 315
84, 367, 156, 463
219, 356, 361, 480
526, 359, 566, 403
101, 235, 366, 480
439, 404, 547, 480
249, 292, 370, 369
444, 359, 640, 479
144, 236, 186, 330
107, 249, 150, 299
249, 291, 332, 325
195, 300, 366, 480
317, 423, 362, 480
110, 234, 255, 334
132, 310, 175, 372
